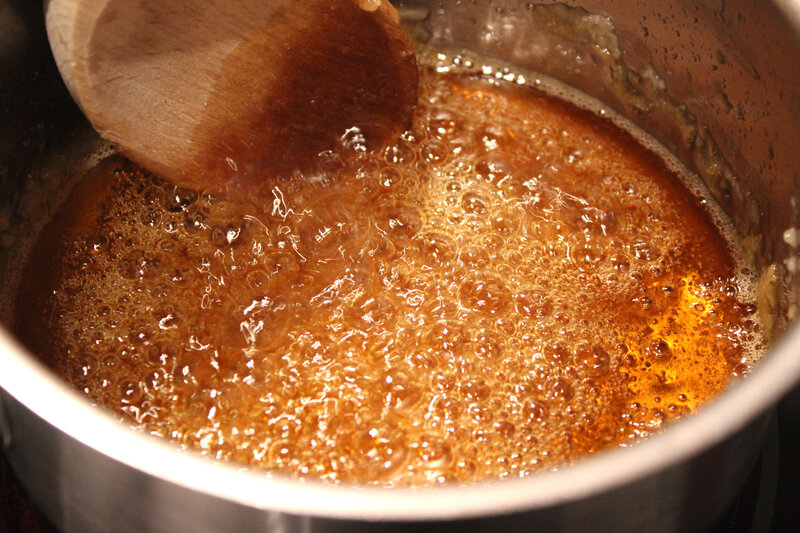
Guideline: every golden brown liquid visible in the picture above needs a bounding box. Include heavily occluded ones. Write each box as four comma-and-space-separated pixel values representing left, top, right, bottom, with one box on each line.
14, 54, 760, 486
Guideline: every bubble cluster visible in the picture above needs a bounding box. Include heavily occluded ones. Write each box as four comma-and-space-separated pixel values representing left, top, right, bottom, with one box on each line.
14, 49, 762, 487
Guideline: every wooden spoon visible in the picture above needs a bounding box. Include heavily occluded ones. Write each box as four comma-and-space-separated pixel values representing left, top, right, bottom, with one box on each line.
44, 0, 418, 195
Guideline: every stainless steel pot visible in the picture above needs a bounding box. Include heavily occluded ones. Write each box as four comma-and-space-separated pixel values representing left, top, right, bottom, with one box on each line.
2, 1, 800, 532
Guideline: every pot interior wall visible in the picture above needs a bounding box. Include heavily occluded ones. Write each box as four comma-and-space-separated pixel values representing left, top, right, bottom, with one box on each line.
0, 0, 98, 304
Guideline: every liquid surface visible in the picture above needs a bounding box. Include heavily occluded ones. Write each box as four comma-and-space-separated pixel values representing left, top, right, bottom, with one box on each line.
15, 53, 761, 486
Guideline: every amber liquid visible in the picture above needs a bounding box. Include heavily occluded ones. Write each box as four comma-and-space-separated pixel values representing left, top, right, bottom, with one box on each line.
14, 53, 761, 486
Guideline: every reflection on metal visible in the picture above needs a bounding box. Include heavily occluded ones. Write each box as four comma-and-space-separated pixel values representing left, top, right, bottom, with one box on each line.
0, 392, 11, 450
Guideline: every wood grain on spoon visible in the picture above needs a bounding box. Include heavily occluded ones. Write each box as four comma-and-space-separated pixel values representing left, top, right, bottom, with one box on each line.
44, 0, 418, 195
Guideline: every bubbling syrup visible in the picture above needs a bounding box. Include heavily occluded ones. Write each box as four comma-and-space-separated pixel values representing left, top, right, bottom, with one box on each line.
14, 52, 761, 486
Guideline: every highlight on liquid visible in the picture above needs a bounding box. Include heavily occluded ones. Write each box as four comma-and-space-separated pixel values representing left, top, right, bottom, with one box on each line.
14, 50, 762, 486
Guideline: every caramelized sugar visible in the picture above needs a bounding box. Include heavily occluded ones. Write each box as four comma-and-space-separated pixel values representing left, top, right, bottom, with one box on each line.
14, 54, 761, 486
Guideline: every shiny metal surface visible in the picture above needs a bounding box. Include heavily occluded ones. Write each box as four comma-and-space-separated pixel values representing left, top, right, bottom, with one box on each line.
0, 391, 11, 450
1, 1, 800, 532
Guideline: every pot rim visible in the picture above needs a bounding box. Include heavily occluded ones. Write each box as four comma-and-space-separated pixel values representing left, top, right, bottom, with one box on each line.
3, 0, 800, 521
1, 319, 800, 521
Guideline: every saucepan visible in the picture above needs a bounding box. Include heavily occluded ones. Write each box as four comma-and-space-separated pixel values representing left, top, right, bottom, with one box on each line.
1, 0, 800, 531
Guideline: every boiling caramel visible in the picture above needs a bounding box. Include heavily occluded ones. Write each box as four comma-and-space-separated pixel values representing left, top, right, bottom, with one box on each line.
14, 52, 761, 486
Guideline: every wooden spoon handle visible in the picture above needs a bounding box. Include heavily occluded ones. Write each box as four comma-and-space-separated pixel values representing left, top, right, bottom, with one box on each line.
45, 0, 418, 194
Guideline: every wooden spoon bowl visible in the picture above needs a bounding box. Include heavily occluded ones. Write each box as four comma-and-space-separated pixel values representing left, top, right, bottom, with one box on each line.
45, 0, 418, 195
